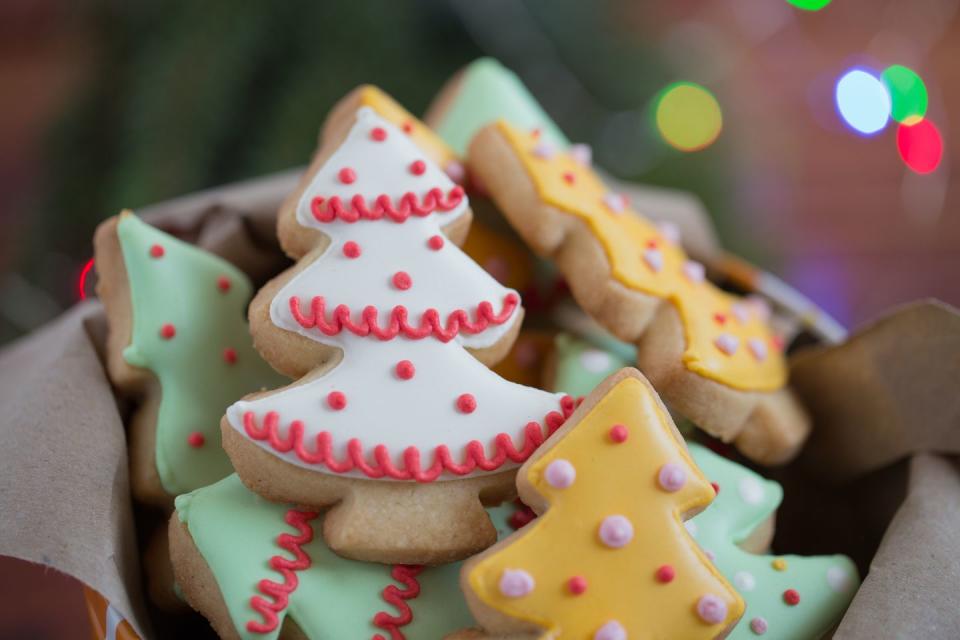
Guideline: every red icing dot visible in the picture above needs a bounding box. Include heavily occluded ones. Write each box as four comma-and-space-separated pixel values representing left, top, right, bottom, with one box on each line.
409, 160, 427, 176
395, 360, 415, 380
327, 391, 347, 411
338, 167, 356, 184
392, 271, 412, 290
609, 424, 629, 443
187, 432, 205, 448
713, 313, 728, 325
149, 244, 165, 258
343, 241, 361, 258
370, 127, 387, 142
159, 323, 176, 340
562, 172, 576, 185
402, 121, 414, 134
655, 565, 676, 583
567, 576, 588, 595
771, 335, 785, 351
783, 589, 800, 606
646, 239, 658, 249
427, 235, 445, 251
456, 393, 477, 414
216, 276, 231, 292
711, 482, 720, 495
223, 347, 237, 365
531, 128, 541, 139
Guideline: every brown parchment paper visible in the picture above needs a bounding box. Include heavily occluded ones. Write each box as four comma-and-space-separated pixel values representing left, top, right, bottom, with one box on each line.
1, 168, 958, 638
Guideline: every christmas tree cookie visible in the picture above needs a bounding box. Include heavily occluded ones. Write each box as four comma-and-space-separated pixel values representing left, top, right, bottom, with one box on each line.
222, 92, 574, 564
461, 368, 744, 639
688, 443, 859, 639
94, 212, 285, 507
170, 474, 520, 640
468, 122, 810, 465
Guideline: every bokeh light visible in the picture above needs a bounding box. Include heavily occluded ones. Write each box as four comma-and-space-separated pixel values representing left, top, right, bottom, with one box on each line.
786, 0, 832, 10
654, 82, 723, 152
78, 257, 95, 300
881, 65, 928, 124
897, 119, 943, 174
835, 68, 890, 135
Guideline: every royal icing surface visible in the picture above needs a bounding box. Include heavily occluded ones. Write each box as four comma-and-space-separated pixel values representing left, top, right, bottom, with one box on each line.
433, 58, 569, 156
688, 443, 859, 639
466, 374, 744, 638
496, 122, 788, 392
116, 214, 285, 496
354, 85, 457, 170
176, 474, 516, 640
226, 108, 570, 481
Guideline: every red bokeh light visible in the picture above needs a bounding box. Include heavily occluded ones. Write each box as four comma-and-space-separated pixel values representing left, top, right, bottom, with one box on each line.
896, 119, 943, 174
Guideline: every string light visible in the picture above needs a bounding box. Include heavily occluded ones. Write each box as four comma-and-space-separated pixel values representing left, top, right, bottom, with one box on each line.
654, 82, 723, 152
835, 68, 890, 136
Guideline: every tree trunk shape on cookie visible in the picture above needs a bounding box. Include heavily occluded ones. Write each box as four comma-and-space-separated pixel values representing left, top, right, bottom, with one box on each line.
223, 100, 572, 563
461, 369, 744, 639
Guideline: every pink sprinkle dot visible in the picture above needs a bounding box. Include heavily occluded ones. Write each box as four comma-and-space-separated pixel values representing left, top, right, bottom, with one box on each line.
567, 576, 588, 595
409, 160, 427, 176
498, 569, 534, 598
658, 463, 687, 492
370, 127, 387, 141
343, 241, 361, 258
216, 275, 231, 292
593, 620, 627, 640
186, 432, 205, 448
696, 594, 728, 624
395, 360, 415, 380
327, 391, 347, 411
338, 167, 356, 184
598, 515, 634, 548
562, 171, 576, 185
750, 617, 768, 635
655, 564, 676, 583
544, 459, 576, 489
149, 244, 165, 258
609, 424, 629, 443
392, 271, 412, 290
456, 393, 477, 414
159, 323, 176, 340
427, 235, 445, 250
223, 347, 237, 365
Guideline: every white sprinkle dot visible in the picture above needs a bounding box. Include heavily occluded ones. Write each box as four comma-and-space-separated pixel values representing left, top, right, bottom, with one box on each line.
593, 620, 626, 640
644, 248, 664, 272
738, 476, 765, 505
826, 566, 851, 592
579, 349, 613, 373
684, 520, 698, 537
683, 260, 705, 283
715, 333, 740, 356
734, 570, 756, 592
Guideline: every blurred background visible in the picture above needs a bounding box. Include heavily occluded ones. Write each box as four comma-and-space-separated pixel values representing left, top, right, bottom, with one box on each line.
0, 0, 958, 636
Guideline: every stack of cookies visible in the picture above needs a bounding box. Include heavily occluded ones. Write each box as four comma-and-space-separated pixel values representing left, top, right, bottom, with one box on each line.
94, 59, 859, 639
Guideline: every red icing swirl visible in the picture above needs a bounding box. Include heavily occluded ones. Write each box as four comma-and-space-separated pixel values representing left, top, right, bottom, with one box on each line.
310, 186, 464, 223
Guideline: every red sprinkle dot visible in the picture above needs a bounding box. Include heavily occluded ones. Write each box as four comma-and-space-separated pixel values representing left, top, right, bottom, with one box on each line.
646, 239, 658, 249
186, 432, 205, 448
531, 128, 541, 139
327, 391, 347, 411
402, 121, 414, 134
567, 576, 588, 595
395, 360, 415, 380
392, 271, 412, 290
409, 160, 427, 176
159, 323, 176, 340
338, 167, 356, 184
149, 244, 165, 258
223, 347, 237, 365
456, 393, 477, 414
343, 241, 361, 258
609, 424, 629, 443
783, 589, 800, 606
370, 127, 387, 141
713, 313, 728, 325
562, 172, 576, 185
711, 482, 720, 495
216, 276, 231, 292
655, 565, 676, 583
771, 335, 785, 351
427, 235, 445, 251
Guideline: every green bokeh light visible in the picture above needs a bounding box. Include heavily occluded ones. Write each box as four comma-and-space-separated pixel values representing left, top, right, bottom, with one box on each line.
882, 65, 928, 124
786, 0, 832, 10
